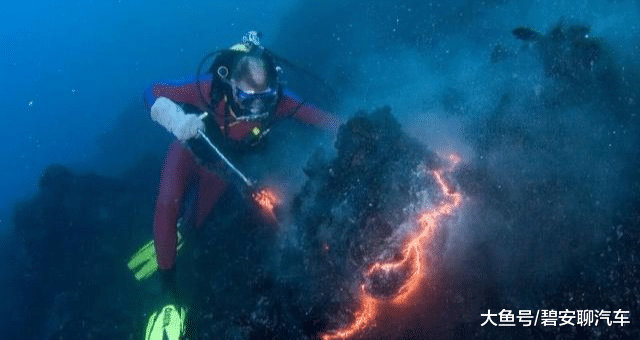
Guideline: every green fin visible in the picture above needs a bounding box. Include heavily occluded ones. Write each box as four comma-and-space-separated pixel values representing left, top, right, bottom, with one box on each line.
127, 239, 155, 270
128, 232, 184, 281
145, 305, 186, 340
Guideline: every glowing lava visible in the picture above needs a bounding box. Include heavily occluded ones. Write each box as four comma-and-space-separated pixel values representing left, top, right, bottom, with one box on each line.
322, 155, 463, 339
252, 187, 281, 221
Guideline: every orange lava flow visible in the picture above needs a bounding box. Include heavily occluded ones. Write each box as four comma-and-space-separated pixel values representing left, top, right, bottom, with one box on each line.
322, 155, 463, 340
252, 187, 281, 221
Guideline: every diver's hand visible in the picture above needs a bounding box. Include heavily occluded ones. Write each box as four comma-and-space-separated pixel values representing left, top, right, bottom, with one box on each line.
151, 97, 205, 141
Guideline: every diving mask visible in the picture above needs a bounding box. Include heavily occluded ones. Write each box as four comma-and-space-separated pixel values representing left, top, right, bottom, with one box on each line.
232, 86, 279, 120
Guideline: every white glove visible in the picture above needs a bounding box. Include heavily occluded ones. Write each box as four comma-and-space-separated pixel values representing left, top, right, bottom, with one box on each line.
150, 97, 205, 141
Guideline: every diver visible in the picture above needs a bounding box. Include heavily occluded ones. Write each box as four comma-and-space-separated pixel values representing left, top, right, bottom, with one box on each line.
137, 32, 341, 339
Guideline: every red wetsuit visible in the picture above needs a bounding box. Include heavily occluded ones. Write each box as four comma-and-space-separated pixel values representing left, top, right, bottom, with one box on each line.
144, 74, 340, 270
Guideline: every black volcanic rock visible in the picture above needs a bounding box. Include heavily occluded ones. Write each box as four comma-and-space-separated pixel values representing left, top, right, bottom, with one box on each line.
9, 104, 640, 340
284, 107, 452, 337
12, 158, 161, 340
512, 21, 633, 117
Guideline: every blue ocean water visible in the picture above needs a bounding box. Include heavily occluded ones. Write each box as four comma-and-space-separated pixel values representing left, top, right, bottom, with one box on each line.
2, 0, 638, 227
0, 0, 295, 229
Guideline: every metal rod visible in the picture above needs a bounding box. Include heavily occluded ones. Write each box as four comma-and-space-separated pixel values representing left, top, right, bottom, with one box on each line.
197, 130, 253, 187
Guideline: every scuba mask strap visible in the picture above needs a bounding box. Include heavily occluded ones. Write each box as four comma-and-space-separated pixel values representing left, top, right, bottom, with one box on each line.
196, 50, 223, 113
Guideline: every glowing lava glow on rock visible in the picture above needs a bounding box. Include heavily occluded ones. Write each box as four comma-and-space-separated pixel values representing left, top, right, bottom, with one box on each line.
322, 154, 463, 340
252, 187, 281, 221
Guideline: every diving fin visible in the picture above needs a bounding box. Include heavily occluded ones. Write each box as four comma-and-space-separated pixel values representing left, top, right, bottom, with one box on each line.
128, 231, 184, 281
145, 304, 186, 340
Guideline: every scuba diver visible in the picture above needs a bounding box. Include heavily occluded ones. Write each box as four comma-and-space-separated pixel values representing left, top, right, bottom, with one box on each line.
137, 32, 341, 339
